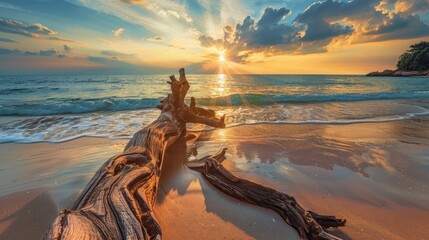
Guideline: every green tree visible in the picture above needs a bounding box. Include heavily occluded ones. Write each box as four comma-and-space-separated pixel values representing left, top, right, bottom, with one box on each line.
397, 41, 429, 71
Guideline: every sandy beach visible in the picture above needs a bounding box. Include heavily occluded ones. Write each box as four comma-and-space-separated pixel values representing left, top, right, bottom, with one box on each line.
2, 1, 429, 239
1, 116, 428, 239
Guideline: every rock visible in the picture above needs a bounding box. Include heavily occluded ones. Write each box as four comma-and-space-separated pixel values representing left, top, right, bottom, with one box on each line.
366, 69, 429, 77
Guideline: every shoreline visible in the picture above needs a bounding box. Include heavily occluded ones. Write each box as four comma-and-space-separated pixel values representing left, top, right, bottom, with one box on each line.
1, 98, 429, 144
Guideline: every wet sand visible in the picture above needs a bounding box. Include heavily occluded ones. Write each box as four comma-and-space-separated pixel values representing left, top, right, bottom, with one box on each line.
1, 117, 429, 239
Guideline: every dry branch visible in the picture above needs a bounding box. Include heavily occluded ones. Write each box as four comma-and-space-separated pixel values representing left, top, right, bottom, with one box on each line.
186, 148, 346, 240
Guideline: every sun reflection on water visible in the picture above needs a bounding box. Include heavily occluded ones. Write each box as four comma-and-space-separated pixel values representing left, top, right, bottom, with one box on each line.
218, 73, 226, 84
213, 73, 227, 96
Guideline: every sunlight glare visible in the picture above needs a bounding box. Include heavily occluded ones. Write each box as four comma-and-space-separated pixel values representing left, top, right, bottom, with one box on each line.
216, 73, 226, 95
218, 73, 226, 83
218, 54, 225, 62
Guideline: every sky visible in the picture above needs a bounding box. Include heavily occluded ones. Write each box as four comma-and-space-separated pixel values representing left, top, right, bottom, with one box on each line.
0, 0, 428, 75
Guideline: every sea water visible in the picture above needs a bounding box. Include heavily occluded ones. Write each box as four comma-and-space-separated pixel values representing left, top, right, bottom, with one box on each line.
1, 74, 429, 239
1, 74, 428, 143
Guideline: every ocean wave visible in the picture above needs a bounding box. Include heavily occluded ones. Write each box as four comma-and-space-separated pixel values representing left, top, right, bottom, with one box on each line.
0, 109, 160, 143
0, 87, 60, 95
197, 92, 429, 106
1, 102, 428, 143
0, 98, 162, 116
1, 92, 429, 116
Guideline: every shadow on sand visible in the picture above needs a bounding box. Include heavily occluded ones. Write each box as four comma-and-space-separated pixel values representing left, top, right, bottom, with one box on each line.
157, 132, 350, 239
0, 189, 58, 240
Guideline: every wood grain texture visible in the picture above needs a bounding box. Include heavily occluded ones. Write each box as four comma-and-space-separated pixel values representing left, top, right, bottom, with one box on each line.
187, 149, 346, 240
44, 68, 345, 240
43, 68, 224, 240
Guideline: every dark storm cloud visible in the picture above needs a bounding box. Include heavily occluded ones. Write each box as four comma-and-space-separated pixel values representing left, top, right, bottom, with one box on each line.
198, 0, 429, 62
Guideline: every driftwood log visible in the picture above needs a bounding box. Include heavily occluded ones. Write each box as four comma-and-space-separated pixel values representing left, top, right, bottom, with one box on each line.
44, 68, 345, 240
187, 148, 346, 240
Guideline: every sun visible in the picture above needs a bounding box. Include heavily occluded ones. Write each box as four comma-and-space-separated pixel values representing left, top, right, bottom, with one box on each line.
218, 54, 225, 62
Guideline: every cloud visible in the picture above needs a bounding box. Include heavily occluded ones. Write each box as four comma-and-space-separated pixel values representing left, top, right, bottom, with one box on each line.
148, 3, 193, 23
0, 47, 20, 55
88, 56, 111, 62
119, 0, 148, 5
365, 14, 429, 41
112, 27, 124, 37
198, 35, 223, 48
235, 7, 296, 46
147, 36, 164, 42
198, 1, 429, 62
63, 45, 73, 52
189, 28, 202, 36
0, 37, 17, 43
0, 18, 74, 43
100, 50, 136, 57
293, 0, 429, 43
168, 44, 185, 50
32, 49, 59, 56
294, 1, 355, 42
0, 47, 59, 56
377, 0, 429, 15
167, 10, 180, 18
0, 18, 57, 38
48, 36, 77, 43
198, 7, 302, 62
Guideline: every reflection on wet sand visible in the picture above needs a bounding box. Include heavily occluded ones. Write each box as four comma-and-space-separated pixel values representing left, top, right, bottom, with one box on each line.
199, 118, 428, 177
186, 117, 429, 239
0, 117, 428, 239
156, 137, 301, 240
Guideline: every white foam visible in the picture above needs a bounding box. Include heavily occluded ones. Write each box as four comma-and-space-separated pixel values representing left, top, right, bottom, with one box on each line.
0, 101, 428, 143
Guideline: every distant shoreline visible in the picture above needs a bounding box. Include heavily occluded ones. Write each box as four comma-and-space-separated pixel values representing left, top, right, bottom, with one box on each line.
367, 69, 429, 77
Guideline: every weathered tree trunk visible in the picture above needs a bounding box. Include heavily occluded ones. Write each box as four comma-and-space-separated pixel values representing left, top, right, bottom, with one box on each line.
43, 68, 224, 240
44, 68, 345, 240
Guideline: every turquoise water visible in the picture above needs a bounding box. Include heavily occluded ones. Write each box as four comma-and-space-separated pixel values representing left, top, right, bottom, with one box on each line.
0, 74, 428, 142
1, 74, 429, 239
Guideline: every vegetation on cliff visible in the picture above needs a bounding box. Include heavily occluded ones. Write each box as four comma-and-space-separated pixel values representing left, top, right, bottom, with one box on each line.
397, 41, 429, 71
367, 41, 429, 76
